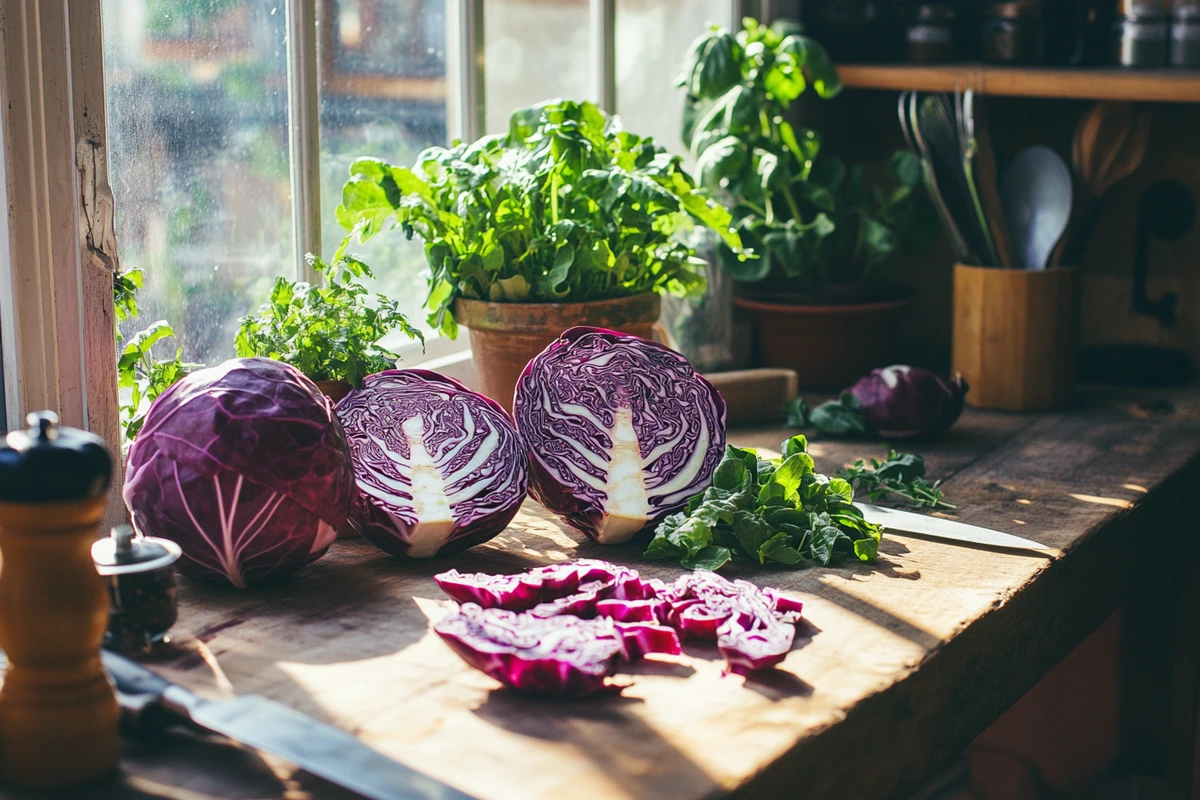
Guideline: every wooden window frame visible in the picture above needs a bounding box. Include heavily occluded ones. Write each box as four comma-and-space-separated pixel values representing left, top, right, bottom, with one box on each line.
0, 0, 745, 524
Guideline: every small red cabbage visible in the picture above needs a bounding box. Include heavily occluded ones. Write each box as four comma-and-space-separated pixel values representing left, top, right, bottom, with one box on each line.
848, 366, 968, 439
123, 358, 356, 588
514, 327, 727, 545
434, 604, 673, 698
336, 370, 528, 559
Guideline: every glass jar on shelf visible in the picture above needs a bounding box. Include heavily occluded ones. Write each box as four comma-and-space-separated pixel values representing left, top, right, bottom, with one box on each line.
983, 0, 1046, 64
1114, 0, 1169, 66
906, 2, 959, 63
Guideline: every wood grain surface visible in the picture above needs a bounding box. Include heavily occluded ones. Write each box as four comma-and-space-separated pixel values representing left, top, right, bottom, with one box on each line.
5, 387, 1200, 800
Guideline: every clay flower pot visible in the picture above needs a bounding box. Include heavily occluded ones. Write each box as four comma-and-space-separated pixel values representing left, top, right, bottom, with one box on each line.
734, 289, 916, 390
314, 379, 352, 405
454, 294, 662, 412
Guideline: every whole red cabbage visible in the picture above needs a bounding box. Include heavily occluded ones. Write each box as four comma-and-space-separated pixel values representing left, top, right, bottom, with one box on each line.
123, 358, 355, 588
849, 366, 968, 438
336, 370, 528, 559
513, 327, 726, 545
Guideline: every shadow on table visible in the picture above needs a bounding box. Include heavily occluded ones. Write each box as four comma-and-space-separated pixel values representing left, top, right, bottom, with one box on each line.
0, 729, 367, 800
472, 689, 719, 798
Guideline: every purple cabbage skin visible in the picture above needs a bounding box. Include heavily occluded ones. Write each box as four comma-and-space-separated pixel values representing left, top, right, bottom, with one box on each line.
513, 327, 727, 545
434, 604, 677, 699
336, 370, 528, 559
123, 358, 355, 588
434, 560, 803, 691
848, 366, 969, 439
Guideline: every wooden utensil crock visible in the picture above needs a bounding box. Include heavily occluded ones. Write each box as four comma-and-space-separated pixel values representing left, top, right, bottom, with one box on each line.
952, 264, 1079, 411
0, 413, 119, 788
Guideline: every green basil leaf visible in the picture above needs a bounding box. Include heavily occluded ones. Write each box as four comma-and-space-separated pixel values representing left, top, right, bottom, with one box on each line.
759, 532, 805, 565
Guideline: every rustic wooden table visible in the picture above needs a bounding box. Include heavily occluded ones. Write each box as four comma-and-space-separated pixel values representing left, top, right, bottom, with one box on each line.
10, 387, 1200, 800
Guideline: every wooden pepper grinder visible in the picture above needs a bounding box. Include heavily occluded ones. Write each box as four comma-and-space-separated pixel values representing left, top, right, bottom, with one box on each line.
0, 411, 119, 787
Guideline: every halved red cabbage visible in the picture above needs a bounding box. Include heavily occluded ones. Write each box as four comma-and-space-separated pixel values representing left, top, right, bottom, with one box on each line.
336, 370, 528, 559
513, 327, 727, 544
123, 358, 356, 588
434, 560, 803, 682
434, 604, 678, 698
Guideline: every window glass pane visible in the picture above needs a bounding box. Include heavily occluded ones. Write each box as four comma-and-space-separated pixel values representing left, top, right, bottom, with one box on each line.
616, 0, 729, 158
318, 0, 448, 342
484, 0, 590, 134
103, 0, 292, 366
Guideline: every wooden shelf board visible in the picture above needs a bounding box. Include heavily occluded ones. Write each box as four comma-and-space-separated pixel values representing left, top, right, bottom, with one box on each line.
839, 64, 1200, 103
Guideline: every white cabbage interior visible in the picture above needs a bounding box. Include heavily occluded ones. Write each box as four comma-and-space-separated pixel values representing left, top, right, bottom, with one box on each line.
357, 409, 503, 557
547, 396, 712, 545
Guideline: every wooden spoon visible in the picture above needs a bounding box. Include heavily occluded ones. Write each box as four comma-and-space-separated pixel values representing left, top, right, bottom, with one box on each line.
1056, 103, 1150, 266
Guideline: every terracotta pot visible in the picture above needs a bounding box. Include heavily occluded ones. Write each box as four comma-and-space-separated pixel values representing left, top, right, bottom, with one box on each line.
454, 294, 662, 412
733, 291, 916, 390
315, 379, 351, 404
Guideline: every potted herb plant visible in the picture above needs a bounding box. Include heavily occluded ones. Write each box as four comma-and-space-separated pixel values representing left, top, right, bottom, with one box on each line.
680, 18, 936, 389
335, 98, 746, 410
235, 248, 423, 402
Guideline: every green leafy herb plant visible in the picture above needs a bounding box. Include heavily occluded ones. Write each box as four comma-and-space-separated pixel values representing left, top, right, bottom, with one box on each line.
679, 17, 936, 294
835, 450, 952, 510
235, 248, 423, 388
117, 321, 196, 442
335, 98, 747, 337
644, 434, 882, 572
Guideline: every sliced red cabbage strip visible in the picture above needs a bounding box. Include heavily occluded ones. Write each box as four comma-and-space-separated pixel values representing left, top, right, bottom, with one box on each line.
433, 560, 803, 693
337, 370, 527, 559
513, 327, 727, 545
434, 604, 676, 698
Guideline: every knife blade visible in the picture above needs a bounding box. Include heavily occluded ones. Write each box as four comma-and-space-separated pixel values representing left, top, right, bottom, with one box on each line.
857, 503, 1052, 551
101, 650, 474, 800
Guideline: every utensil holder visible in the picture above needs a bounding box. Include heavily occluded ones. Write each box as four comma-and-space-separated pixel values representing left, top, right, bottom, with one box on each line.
952, 264, 1079, 411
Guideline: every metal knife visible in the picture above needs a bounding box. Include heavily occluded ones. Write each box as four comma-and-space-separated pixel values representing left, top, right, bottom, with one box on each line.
857, 503, 1052, 552
102, 649, 474, 800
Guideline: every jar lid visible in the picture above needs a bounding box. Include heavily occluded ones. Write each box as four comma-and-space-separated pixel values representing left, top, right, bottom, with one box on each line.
913, 3, 957, 22
987, 0, 1043, 19
0, 411, 112, 504
92, 525, 182, 576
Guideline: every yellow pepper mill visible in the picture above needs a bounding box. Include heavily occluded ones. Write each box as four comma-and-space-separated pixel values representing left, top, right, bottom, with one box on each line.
0, 411, 119, 787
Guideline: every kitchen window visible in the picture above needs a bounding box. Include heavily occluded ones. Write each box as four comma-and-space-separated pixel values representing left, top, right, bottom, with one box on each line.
100, 0, 742, 371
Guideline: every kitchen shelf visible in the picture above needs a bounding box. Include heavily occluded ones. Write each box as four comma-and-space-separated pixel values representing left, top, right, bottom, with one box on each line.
838, 64, 1200, 103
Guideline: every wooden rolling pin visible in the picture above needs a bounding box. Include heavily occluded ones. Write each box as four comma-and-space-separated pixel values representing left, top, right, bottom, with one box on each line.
704, 368, 799, 425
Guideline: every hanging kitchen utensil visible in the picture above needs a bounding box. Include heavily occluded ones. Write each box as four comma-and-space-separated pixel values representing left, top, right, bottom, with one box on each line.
1000, 146, 1073, 270
915, 92, 988, 264
1061, 105, 1150, 266
902, 91, 975, 263
1131, 179, 1192, 327
960, 89, 1011, 267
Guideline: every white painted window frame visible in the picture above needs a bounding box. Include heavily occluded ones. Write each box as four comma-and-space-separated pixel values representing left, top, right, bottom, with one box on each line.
0, 0, 749, 457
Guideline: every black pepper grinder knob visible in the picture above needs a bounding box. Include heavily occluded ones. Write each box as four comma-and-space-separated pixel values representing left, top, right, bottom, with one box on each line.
0, 411, 112, 504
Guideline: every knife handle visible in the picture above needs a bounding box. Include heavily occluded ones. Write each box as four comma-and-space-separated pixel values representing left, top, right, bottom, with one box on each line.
101, 649, 184, 739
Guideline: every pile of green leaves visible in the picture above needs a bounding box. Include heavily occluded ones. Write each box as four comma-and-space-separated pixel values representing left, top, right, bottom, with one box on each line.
679, 17, 936, 288
118, 321, 194, 441
235, 248, 422, 387
786, 393, 869, 436
336, 99, 746, 337
837, 450, 951, 510
644, 435, 881, 571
